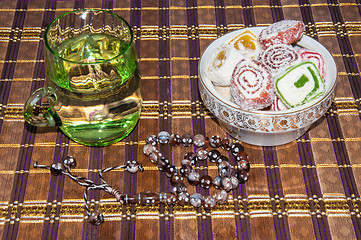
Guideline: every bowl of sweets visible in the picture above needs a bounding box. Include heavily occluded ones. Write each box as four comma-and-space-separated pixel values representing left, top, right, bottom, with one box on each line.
198, 20, 337, 146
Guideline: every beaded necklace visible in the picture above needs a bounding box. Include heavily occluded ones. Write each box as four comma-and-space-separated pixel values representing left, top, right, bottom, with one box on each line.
33, 132, 251, 226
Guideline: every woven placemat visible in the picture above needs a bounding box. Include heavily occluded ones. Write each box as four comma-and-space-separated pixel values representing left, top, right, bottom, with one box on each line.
0, 0, 360, 239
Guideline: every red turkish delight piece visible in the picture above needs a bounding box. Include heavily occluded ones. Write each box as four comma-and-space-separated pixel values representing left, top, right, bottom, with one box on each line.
259, 20, 305, 50
230, 59, 274, 111
298, 48, 325, 80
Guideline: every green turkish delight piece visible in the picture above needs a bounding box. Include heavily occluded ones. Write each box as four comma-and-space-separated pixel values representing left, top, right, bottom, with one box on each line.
275, 61, 325, 108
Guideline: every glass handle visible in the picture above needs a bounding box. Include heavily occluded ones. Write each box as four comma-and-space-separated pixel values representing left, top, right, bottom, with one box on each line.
23, 87, 61, 127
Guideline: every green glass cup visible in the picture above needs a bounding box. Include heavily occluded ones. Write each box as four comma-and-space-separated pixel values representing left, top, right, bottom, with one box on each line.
24, 9, 142, 146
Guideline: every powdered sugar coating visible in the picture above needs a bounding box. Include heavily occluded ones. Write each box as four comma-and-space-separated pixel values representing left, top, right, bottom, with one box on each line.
258, 44, 301, 76
230, 59, 274, 110
259, 20, 305, 50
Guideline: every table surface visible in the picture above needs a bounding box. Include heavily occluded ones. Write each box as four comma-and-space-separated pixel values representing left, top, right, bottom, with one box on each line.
1, 0, 361, 239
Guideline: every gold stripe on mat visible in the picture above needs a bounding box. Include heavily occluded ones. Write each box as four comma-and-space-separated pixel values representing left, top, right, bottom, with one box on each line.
0, 198, 355, 220
2, 97, 360, 120
3, 22, 361, 41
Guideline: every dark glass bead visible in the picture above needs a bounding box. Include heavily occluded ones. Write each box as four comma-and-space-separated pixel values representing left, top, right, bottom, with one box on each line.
146, 135, 158, 145
181, 134, 193, 147
169, 133, 181, 146
218, 159, 231, 169
50, 163, 64, 176
220, 138, 232, 151
230, 176, 239, 189
159, 192, 167, 203
208, 149, 221, 163
158, 131, 170, 144
184, 152, 196, 161
237, 160, 250, 172
190, 193, 203, 208
237, 170, 250, 184
204, 196, 216, 209
165, 164, 178, 178
143, 144, 156, 156
193, 134, 206, 148
157, 157, 170, 171
214, 190, 228, 204
190, 156, 198, 166
188, 171, 200, 186
184, 152, 198, 165
177, 191, 190, 206
140, 191, 160, 205
63, 156, 76, 169
235, 151, 249, 162
127, 195, 139, 204
181, 159, 191, 166
218, 160, 232, 178
172, 182, 187, 193
167, 193, 177, 204
160, 192, 177, 204
126, 160, 142, 173
179, 164, 193, 177
89, 211, 104, 226
212, 176, 222, 189
204, 137, 210, 148
149, 150, 162, 164
120, 194, 139, 204
215, 155, 228, 165
195, 147, 208, 161
170, 172, 184, 185
231, 142, 244, 156
221, 177, 233, 192
199, 175, 213, 189
209, 135, 222, 148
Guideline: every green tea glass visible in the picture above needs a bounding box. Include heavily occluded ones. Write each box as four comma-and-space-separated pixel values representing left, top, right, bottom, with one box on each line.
24, 9, 142, 146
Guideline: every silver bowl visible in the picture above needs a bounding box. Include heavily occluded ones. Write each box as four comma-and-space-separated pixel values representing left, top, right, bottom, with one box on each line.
199, 27, 337, 146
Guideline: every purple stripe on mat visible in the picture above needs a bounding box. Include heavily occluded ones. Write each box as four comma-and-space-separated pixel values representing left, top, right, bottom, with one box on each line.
0, 0, 28, 133
296, 3, 333, 239
81, 3, 115, 239
214, 0, 227, 36
81, 147, 104, 240
324, 1, 361, 237
298, 0, 317, 38
119, 1, 143, 240
1, 1, 40, 239
262, 147, 291, 240
186, 1, 205, 136
3, 129, 35, 240
297, 134, 331, 240
222, 0, 255, 237
186, 1, 213, 239
230, 151, 252, 240
326, 2, 361, 100
326, 109, 361, 237
241, 0, 255, 27
269, 0, 284, 22
156, 1, 174, 239
43, 132, 70, 240
158, 0, 172, 189
73, 0, 84, 10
